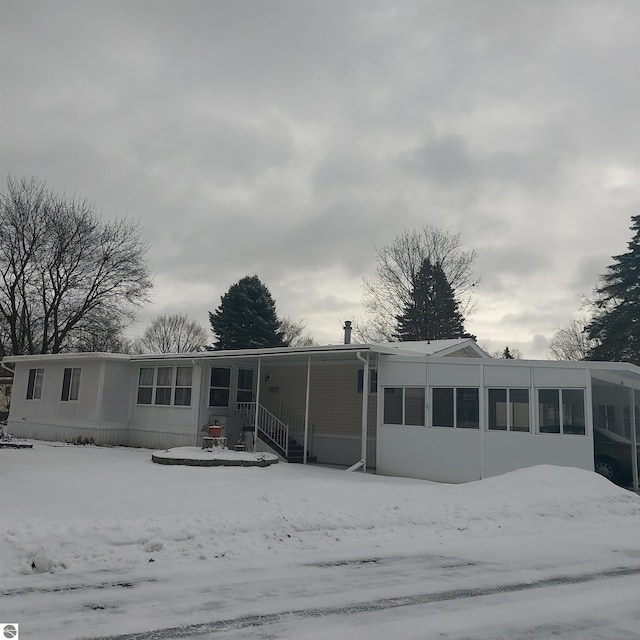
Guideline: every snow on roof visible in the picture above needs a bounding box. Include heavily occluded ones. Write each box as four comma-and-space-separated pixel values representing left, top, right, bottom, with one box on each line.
370, 339, 491, 358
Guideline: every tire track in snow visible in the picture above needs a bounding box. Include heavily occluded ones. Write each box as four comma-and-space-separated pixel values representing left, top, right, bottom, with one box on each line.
86, 565, 640, 640
2, 577, 157, 597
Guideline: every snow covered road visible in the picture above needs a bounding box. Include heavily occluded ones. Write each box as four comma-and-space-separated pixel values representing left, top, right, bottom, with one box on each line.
2, 444, 640, 639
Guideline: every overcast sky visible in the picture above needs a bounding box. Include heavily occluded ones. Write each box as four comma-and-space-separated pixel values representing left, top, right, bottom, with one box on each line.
2, 0, 639, 357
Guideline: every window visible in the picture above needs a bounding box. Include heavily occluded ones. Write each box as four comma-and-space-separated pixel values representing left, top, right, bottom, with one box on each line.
538, 388, 585, 435
174, 367, 193, 406
488, 388, 530, 432
61, 368, 81, 401
383, 387, 425, 426
209, 367, 231, 407
432, 387, 479, 429
236, 369, 254, 403
595, 404, 615, 430
26, 368, 44, 400
136, 366, 193, 407
154, 367, 173, 405
357, 369, 378, 394
137, 368, 154, 404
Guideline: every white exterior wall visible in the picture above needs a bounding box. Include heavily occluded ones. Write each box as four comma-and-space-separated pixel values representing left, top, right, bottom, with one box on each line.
376, 356, 595, 483
7, 358, 129, 445
128, 359, 205, 449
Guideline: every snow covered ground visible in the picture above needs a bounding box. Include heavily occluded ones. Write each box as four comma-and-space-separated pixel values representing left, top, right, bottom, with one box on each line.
2, 443, 640, 639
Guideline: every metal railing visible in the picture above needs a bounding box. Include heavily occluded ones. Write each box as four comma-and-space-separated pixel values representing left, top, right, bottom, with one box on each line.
236, 402, 289, 457
280, 401, 312, 447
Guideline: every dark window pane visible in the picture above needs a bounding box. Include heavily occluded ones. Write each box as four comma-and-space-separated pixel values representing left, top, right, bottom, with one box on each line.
155, 387, 172, 405
433, 388, 454, 427
210, 367, 230, 387
510, 389, 530, 432
539, 389, 560, 433
209, 388, 230, 407
405, 388, 425, 426
357, 369, 378, 394
237, 389, 253, 403
174, 388, 192, 406
562, 389, 585, 435
488, 388, 507, 431
137, 387, 153, 404
61, 368, 72, 401
27, 369, 36, 400
383, 388, 403, 424
457, 388, 479, 429
237, 369, 253, 390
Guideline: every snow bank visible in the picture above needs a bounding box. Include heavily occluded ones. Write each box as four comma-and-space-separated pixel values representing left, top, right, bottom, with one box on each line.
1, 444, 639, 579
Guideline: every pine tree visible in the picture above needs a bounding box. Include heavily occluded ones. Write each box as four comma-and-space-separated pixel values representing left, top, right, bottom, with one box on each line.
586, 215, 640, 364
209, 275, 284, 350
395, 259, 467, 341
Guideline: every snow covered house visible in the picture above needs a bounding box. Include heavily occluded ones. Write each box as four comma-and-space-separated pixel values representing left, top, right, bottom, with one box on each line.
3, 339, 639, 487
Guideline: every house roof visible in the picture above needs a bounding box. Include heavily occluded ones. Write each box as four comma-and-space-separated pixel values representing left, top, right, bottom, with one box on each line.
1, 338, 487, 366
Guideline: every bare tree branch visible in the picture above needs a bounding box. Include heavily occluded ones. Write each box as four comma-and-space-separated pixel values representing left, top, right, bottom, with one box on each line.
548, 317, 594, 361
0, 176, 152, 354
133, 313, 209, 353
279, 317, 315, 347
360, 226, 479, 340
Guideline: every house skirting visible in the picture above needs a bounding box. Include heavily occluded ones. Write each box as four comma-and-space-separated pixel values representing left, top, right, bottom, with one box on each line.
311, 433, 376, 467
6, 420, 129, 446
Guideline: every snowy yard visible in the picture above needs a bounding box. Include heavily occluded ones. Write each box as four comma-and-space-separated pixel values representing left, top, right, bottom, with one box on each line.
2, 443, 640, 639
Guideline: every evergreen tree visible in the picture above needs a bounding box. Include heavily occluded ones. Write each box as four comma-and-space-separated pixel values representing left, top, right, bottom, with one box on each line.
585, 215, 640, 364
209, 275, 284, 350
395, 259, 467, 341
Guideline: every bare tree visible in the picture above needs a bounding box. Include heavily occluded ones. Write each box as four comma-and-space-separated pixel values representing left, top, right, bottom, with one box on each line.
548, 318, 593, 361
359, 226, 479, 341
279, 317, 315, 347
68, 311, 133, 353
0, 176, 152, 355
133, 313, 209, 353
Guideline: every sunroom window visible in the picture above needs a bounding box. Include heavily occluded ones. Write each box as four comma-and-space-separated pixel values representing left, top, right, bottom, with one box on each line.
538, 388, 585, 435
383, 387, 425, 426
432, 387, 479, 429
488, 388, 530, 432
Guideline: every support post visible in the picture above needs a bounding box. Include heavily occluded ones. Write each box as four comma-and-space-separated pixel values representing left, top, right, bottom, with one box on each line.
303, 355, 311, 464
630, 387, 639, 492
357, 352, 369, 472
254, 358, 262, 451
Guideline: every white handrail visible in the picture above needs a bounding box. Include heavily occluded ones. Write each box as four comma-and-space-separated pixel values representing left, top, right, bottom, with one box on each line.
280, 401, 312, 445
236, 402, 289, 457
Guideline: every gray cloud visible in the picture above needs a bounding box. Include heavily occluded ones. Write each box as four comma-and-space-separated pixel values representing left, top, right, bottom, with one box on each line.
2, 0, 640, 357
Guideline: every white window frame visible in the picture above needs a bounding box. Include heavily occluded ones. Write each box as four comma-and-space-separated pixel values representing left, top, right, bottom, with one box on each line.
209, 367, 231, 408
61, 367, 81, 402
431, 387, 480, 429
537, 388, 586, 435
26, 368, 44, 400
382, 386, 425, 426
487, 387, 530, 433
136, 366, 193, 407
